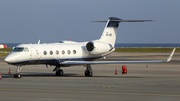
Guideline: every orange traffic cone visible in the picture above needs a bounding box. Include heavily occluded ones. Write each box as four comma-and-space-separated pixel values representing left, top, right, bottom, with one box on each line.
115, 68, 118, 74
9, 68, 11, 74
0, 72, 2, 79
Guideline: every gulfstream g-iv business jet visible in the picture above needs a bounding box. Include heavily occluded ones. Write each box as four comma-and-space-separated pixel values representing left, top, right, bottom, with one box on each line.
4, 17, 176, 78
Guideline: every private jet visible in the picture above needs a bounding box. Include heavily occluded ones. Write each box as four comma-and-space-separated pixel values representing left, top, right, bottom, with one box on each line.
4, 17, 176, 78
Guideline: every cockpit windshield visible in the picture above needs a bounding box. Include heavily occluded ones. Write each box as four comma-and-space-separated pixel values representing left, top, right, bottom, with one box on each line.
12, 47, 29, 52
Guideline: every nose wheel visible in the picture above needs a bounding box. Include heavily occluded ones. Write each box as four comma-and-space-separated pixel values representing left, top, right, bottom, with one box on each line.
14, 73, 21, 78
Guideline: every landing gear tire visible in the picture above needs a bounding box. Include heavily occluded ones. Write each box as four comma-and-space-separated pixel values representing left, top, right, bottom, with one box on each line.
14, 74, 21, 78
56, 69, 63, 76
14, 66, 22, 78
85, 70, 92, 77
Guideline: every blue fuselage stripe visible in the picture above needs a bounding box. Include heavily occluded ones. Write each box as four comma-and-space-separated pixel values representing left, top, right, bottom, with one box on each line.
7, 57, 101, 66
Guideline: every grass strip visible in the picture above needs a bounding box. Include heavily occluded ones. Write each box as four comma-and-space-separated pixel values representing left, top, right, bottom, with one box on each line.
0, 53, 8, 57
114, 47, 180, 52
0, 47, 13, 52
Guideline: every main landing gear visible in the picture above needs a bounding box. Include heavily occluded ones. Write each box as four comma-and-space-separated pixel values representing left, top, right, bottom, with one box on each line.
53, 65, 93, 77
53, 66, 64, 76
14, 66, 22, 78
85, 65, 93, 77
56, 69, 63, 76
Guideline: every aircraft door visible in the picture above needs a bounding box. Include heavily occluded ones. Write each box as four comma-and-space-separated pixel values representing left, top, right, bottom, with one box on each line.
30, 47, 37, 62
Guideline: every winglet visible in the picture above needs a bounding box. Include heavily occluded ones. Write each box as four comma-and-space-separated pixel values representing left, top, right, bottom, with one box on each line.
166, 48, 176, 62
38, 40, 40, 44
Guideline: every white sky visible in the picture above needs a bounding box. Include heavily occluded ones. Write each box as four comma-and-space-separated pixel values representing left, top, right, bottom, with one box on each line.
0, 0, 180, 43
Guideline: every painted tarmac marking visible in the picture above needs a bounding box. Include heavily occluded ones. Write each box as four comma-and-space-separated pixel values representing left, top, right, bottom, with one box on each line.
0, 88, 180, 97
101, 81, 180, 88
90, 86, 114, 88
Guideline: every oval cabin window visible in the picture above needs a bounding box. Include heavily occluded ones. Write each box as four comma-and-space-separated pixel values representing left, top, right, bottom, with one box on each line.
50, 51, 53, 55
62, 50, 65, 55
73, 50, 76, 54
56, 50, 59, 55
44, 51, 47, 55
67, 50, 71, 54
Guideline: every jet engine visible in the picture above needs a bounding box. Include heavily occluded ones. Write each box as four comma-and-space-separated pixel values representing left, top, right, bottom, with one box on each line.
85, 41, 112, 55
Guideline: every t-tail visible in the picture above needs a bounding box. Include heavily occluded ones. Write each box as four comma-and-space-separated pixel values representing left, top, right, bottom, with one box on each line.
94, 17, 153, 47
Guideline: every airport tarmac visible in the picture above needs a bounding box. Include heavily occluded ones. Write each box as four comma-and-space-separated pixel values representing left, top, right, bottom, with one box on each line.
0, 52, 180, 101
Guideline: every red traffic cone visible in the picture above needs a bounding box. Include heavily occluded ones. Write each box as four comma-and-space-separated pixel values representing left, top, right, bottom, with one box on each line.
0, 72, 2, 79
9, 68, 11, 74
115, 68, 118, 74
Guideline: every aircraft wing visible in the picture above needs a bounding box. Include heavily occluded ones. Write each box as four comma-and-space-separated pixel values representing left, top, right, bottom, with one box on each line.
61, 60, 166, 65
61, 48, 176, 65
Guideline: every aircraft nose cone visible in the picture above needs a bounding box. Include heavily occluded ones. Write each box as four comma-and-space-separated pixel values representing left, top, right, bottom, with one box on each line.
4, 55, 17, 63
4, 56, 11, 63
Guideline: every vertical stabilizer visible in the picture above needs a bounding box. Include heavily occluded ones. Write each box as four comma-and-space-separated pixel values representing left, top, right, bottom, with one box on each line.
98, 17, 121, 47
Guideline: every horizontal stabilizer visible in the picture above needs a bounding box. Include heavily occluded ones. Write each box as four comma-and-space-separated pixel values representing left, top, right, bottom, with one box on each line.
92, 20, 154, 23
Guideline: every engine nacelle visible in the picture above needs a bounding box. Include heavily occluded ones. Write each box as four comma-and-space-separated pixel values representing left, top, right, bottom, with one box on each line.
85, 41, 112, 55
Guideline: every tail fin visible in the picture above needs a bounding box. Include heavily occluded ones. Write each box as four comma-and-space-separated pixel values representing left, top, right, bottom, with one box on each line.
98, 17, 120, 47
93, 17, 153, 47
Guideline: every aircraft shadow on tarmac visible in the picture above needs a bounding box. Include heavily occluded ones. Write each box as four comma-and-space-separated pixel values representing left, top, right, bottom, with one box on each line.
1, 72, 143, 78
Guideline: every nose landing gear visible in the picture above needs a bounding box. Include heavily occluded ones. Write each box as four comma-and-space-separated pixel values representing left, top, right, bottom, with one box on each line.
14, 66, 22, 78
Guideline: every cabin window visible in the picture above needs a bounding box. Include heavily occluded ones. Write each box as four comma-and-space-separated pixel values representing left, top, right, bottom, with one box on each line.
62, 50, 65, 55
24, 47, 29, 52
56, 50, 59, 55
50, 51, 53, 55
73, 50, 76, 54
67, 50, 71, 54
44, 51, 47, 55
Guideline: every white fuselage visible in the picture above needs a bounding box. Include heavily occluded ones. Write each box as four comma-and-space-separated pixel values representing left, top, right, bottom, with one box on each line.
5, 42, 104, 66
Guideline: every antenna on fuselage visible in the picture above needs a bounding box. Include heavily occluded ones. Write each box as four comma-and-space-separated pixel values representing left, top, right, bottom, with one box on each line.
38, 40, 40, 44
